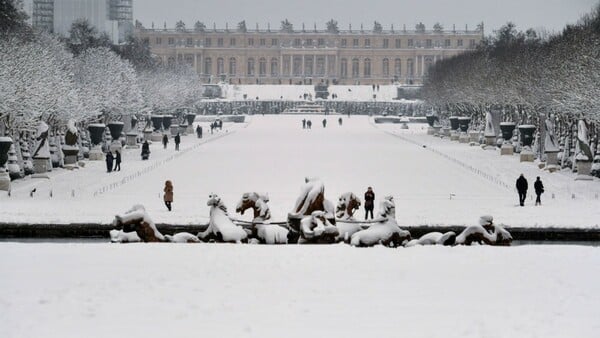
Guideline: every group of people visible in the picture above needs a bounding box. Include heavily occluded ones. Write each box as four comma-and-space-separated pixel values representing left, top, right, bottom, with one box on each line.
210, 120, 223, 134
516, 174, 545, 206
301, 117, 344, 129
105, 150, 121, 173
162, 133, 181, 151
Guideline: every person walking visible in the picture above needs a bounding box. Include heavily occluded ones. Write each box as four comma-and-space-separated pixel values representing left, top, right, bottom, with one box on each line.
163, 180, 173, 211
364, 187, 375, 220
162, 134, 168, 149
516, 174, 528, 206
113, 150, 121, 171
141, 141, 150, 160
534, 176, 544, 206
322, 119, 327, 128
302, 119, 306, 129
196, 125, 203, 138
338, 117, 343, 126
105, 152, 113, 173
307, 120, 312, 129
174, 133, 181, 151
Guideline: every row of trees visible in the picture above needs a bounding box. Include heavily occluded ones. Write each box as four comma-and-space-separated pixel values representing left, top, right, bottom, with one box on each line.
0, 1, 203, 135
422, 4, 600, 151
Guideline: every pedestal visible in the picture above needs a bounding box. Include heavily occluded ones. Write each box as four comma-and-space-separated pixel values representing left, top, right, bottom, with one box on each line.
151, 132, 163, 142
575, 161, 593, 180
427, 126, 435, 135
170, 125, 179, 137
143, 130, 153, 142
186, 124, 194, 134
109, 140, 122, 153
433, 126, 442, 136
545, 151, 559, 173
459, 132, 469, 143
469, 131, 480, 143
442, 127, 451, 137
450, 131, 459, 141
0, 171, 10, 191
89, 146, 104, 161
179, 124, 188, 136
500, 143, 514, 155
33, 157, 51, 173
520, 148, 535, 162
485, 136, 496, 146
126, 133, 139, 149
62, 147, 79, 165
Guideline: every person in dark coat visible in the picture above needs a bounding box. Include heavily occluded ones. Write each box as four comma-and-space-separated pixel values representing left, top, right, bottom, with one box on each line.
163, 180, 173, 211
322, 119, 327, 128
302, 119, 306, 129
196, 125, 203, 138
534, 176, 544, 206
174, 133, 181, 151
338, 117, 343, 126
516, 174, 528, 206
364, 187, 375, 220
141, 141, 150, 160
105, 152, 113, 173
307, 120, 312, 129
113, 150, 121, 171
162, 134, 168, 149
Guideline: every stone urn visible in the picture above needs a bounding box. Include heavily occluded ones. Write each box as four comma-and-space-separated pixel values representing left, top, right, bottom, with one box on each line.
186, 113, 196, 133
449, 116, 460, 141
0, 136, 13, 191
107, 122, 124, 152
426, 115, 438, 135
458, 117, 471, 143
162, 115, 173, 130
179, 122, 188, 136
518, 125, 536, 162
88, 123, 106, 161
499, 122, 516, 155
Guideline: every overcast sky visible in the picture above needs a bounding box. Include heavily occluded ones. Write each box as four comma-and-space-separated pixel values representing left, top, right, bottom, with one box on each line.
134, 0, 598, 35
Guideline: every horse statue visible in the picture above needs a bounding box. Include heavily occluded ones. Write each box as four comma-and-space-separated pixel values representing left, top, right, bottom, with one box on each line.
455, 215, 512, 246
199, 193, 248, 243
290, 177, 336, 219
335, 192, 363, 243
350, 196, 411, 247
405, 231, 457, 247
236, 192, 288, 244
298, 210, 339, 244
112, 204, 165, 242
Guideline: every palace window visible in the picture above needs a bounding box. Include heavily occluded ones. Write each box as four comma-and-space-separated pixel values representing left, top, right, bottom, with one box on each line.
364, 58, 371, 77
143, 38, 149, 45
217, 58, 224, 75
271, 58, 278, 76
259, 58, 267, 77
383, 39, 389, 48
424, 57, 433, 75
305, 39, 312, 46
426, 39, 432, 48
340, 58, 348, 78
230, 38, 236, 46
248, 38, 254, 46
457, 39, 463, 47
229, 57, 236, 75
395, 39, 401, 48
316, 57, 325, 75
445, 39, 451, 47
168, 37, 174, 45
260, 38, 266, 46
247, 58, 255, 76
293, 56, 302, 75
155, 37, 162, 45
186, 38, 193, 46
469, 39, 476, 48
217, 38, 223, 46
271, 38, 278, 46
353, 38, 359, 47
204, 57, 212, 75
318, 38, 325, 46
304, 56, 313, 75
341, 39, 347, 47
406, 58, 414, 77
382, 58, 389, 76
351, 58, 359, 78
205, 38, 211, 47
394, 58, 401, 76
294, 38, 301, 47
364, 39, 370, 47
407, 39, 413, 47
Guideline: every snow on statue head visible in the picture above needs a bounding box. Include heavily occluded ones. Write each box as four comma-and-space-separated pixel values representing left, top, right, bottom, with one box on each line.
199, 193, 248, 243
299, 210, 339, 243
32, 121, 50, 159
484, 111, 495, 137
236, 192, 271, 222
336, 192, 361, 220
350, 196, 411, 247
65, 119, 79, 146
112, 204, 165, 242
577, 119, 593, 161
291, 177, 335, 218
455, 215, 512, 246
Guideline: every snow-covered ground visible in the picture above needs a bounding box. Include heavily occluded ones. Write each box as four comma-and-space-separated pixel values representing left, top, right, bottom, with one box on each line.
1, 243, 598, 338
1, 115, 599, 228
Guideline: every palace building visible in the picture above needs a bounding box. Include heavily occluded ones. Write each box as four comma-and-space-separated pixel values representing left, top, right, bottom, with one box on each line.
136, 23, 483, 85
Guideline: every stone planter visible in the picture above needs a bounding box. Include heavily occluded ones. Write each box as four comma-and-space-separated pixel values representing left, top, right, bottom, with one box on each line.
151, 115, 163, 131
458, 117, 471, 132
518, 125, 536, 147
107, 122, 124, 141
449, 116, 460, 131
88, 124, 106, 146
186, 113, 196, 126
499, 122, 516, 143
162, 115, 173, 130
426, 115, 438, 135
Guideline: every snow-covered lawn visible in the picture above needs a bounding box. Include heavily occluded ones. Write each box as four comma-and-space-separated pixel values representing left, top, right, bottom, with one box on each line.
1, 115, 599, 228
0, 243, 598, 338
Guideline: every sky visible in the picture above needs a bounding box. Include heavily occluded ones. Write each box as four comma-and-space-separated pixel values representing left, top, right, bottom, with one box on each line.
133, 0, 598, 35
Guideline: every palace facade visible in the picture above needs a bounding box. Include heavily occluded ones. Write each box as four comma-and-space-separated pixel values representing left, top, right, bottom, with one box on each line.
136, 24, 483, 85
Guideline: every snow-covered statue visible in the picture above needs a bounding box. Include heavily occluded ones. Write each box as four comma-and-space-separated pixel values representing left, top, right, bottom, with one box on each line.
236, 192, 288, 244
62, 119, 80, 165
544, 118, 559, 153
236, 192, 272, 223
112, 205, 165, 242
350, 196, 411, 247
199, 193, 248, 243
405, 231, 456, 247
455, 215, 512, 246
32, 121, 50, 160
334, 192, 364, 243
482, 111, 496, 147
577, 119, 593, 162
288, 177, 337, 243
299, 210, 339, 244
336, 192, 361, 220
